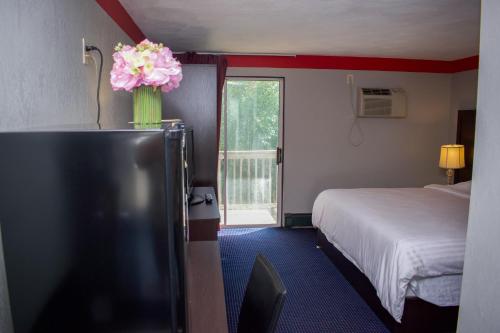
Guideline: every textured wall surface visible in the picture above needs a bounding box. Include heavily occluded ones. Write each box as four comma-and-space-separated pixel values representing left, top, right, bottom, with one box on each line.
119, 0, 480, 60
163, 65, 218, 188
227, 67, 456, 220
449, 70, 478, 140
458, 1, 500, 332
0, 1, 133, 331
0, 0, 133, 130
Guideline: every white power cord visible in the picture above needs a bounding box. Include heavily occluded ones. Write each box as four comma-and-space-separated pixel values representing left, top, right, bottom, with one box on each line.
347, 79, 364, 147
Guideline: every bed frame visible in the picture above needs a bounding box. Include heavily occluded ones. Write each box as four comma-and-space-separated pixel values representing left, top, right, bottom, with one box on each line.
317, 230, 459, 333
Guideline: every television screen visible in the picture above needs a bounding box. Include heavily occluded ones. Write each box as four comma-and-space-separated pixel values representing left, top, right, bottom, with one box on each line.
0, 129, 186, 333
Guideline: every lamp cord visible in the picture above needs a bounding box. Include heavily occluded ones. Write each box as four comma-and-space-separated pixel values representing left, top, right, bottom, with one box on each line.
86, 45, 103, 129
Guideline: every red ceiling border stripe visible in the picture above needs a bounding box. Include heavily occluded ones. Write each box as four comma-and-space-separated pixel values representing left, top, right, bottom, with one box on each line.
449, 56, 479, 73
225, 55, 479, 73
96, 0, 146, 43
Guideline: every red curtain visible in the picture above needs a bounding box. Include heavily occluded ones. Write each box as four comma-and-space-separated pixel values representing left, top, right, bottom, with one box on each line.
175, 52, 228, 193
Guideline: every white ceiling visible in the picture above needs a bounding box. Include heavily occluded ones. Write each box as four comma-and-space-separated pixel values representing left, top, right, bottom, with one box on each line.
119, 0, 480, 60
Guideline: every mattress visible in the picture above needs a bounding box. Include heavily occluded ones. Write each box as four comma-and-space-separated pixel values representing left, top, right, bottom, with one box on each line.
312, 182, 470, 322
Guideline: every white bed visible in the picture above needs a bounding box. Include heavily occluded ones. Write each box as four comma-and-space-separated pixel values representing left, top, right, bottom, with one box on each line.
312, 181, 470, 322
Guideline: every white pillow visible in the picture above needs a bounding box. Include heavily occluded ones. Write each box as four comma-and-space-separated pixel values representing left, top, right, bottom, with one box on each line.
424, 180, 472, 199
452, 180, 472, 194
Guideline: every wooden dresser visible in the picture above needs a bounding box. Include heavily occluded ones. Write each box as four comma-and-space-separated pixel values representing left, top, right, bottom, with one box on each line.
186, 241, 228, 333
188, 187, 221, 241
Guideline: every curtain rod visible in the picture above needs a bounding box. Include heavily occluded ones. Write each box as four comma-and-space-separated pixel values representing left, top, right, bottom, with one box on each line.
173, 51, 297, 57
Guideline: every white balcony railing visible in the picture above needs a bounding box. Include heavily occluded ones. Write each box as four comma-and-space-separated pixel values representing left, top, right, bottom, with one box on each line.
218, 150, 277, 210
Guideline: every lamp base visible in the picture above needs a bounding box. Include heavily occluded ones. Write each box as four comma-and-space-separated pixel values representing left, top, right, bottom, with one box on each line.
446, 169, 455, 185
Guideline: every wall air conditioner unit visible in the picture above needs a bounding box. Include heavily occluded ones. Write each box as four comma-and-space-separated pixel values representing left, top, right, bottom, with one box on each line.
357, 88, 407, 118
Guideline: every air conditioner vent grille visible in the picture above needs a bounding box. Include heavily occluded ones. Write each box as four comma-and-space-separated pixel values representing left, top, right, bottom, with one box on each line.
363, 98, 392, 116
358, 87, 407, 118
361, 88, 391, 96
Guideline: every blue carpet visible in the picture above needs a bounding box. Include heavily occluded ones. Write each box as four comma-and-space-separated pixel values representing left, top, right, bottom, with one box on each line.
219, 228, 389, 333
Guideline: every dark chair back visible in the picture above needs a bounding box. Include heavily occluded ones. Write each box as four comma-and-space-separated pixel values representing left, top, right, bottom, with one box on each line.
237, 254, 287, 333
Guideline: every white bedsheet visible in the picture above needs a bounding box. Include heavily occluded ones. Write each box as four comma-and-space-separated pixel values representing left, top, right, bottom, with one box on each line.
406, 274, 462, 306
312, 182, 470, 322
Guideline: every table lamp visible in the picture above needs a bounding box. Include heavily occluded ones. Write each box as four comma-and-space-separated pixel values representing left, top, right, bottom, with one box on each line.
439, 144, 465, 185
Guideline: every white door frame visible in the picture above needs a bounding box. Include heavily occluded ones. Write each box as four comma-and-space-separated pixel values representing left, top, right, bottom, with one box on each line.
220, 76, 284, 227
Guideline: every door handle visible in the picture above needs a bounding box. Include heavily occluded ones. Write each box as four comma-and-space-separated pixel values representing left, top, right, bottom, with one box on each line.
276, 147, 283, 165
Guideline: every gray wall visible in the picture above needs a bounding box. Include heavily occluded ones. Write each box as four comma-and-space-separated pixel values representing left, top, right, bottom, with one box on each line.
228, 67, 455, 219
0, 0, 133, 331
0, 0, 133, 130
458, 1, 500, 332
163, 65, 218, 188
449, 70, 478, 141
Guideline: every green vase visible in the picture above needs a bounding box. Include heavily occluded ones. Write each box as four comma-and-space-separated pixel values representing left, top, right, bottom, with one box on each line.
133, 86, 162, 126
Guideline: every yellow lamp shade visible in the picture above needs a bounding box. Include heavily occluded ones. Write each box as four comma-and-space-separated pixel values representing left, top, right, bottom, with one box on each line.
439, 144, 465, 169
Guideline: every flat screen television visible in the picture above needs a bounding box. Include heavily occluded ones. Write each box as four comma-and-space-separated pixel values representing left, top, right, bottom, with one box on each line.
0, 126, 187, 333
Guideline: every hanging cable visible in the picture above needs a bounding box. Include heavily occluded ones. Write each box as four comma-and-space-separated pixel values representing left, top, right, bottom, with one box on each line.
347, 79, 364, 147
85, 45, 103, 129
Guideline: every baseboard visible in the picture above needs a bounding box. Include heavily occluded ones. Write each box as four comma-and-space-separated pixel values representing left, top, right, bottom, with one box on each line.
284, 213, 312, 228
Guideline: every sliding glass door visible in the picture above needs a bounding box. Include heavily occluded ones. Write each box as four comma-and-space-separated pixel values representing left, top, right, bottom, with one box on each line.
218, 78, 284, 227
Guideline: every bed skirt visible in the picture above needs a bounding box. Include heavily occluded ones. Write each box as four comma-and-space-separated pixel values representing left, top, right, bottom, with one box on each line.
316, 229, 459, 333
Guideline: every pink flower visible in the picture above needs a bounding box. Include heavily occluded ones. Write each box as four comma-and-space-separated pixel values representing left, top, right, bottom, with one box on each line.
161, 71, 183, 93
110, 68, 141, 92
110, 40, 183, 93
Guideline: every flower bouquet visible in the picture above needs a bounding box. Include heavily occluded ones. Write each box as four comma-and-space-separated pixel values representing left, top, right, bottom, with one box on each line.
111, 39, 182, 125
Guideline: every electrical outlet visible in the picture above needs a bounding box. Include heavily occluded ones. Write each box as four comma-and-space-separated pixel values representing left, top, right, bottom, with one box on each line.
82, 37, 88, 65
346, 74, 354, 85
